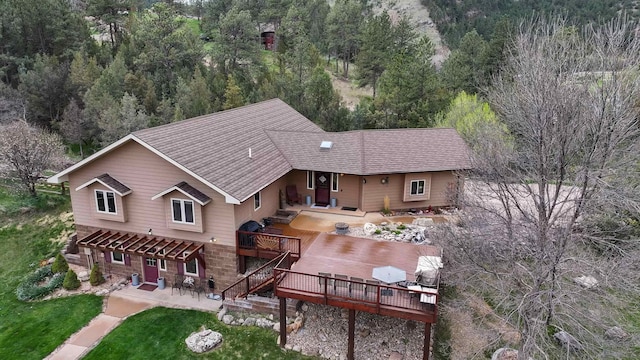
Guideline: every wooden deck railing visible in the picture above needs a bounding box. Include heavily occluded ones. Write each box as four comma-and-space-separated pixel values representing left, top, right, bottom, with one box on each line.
236, 230, 301, 259
272, 269, 438, 322
221, 252, 290, 300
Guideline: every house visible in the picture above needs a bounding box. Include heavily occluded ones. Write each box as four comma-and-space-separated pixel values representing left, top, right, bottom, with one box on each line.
48, 99, 470, 290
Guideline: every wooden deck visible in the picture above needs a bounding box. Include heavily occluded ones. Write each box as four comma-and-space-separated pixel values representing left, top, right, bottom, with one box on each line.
291, 233, 440, 281
274, 234, 441, 324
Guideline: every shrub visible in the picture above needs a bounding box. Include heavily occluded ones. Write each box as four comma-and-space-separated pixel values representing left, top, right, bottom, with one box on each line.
89, 264, 105, 286
397, 224, 407, 230
16, 265, 65, 301
51, 253, 69, 274
63, 269, 81, 290
374, 229, 382, 235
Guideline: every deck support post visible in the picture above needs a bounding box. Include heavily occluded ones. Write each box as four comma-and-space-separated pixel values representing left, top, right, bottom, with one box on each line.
423, 322, 432, 360
238, 255, 246, 274
347, 309, 355, 360
279, 296, 287, 348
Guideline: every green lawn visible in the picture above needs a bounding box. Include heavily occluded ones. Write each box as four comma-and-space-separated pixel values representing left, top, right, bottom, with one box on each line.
0, 184, 103, 359
84, 307, 315, 359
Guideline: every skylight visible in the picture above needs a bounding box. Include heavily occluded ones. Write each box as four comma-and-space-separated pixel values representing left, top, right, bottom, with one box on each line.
320, 141, 333, 149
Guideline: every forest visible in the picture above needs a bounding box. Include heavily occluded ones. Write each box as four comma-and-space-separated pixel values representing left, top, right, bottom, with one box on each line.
0, 0, 517, 157
423, 0, 640, 47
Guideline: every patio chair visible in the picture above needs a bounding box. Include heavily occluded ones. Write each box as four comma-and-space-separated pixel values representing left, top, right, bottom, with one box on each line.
318, 272, 333, 291
349, 277, 364, 296
286, 185, 302, 205
172, 274, 185, 295
192, 278, 205, 300
365, 279, 380, 297
334, 274, 349, 294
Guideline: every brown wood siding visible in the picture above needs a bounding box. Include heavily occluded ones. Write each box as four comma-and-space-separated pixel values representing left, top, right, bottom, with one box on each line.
361, 172, 459, 212
68, 141, 237, 247
234, 177, 285, 228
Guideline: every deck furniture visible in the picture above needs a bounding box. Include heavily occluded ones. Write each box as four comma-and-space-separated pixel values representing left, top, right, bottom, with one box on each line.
286, 185, 302, 205
172, 274, 184, 295
364, 279, 380, 297
191, 278, 205, 300
349, 277, 364, 295
334, 274, 349, 294
318, 272, 332, 291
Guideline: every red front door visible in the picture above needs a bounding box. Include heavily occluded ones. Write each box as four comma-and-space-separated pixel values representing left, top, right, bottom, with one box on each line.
143, 257, 158, 283
315, 172, 331, 206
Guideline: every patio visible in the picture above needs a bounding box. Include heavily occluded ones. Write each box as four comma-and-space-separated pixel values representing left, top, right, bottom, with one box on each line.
109, 282, 222, 313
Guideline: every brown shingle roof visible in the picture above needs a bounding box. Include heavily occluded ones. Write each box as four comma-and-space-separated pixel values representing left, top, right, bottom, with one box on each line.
75, 173, 132, 196
134, 99, 324, 202
267, 128, 471, 175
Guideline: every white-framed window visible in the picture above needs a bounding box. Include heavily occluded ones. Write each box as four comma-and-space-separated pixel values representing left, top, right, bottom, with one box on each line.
254, 191, 261, 211
158, 249, 166, 271
111, 251, 124, 264
331, 173, 339, 192
306, 170, 314, 189
95, 189, 117, 214
410, 180, 426, 196
172, 199, 195, 224
183, 252, 198, 276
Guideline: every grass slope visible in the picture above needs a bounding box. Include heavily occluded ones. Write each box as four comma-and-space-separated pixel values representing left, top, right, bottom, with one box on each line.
0, 184, 103, 359
84, 307, 315, 359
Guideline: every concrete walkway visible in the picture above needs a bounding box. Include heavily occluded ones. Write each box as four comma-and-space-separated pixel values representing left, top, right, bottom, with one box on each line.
45, 294, 155, 360
45, 283, 223, 360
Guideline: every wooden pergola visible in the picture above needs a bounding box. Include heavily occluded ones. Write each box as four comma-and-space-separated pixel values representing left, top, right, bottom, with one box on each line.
77, 229, 205, 264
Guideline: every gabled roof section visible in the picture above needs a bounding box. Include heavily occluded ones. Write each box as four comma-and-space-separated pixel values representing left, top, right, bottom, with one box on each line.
151, 181, 212, 206
75, 173, 132, 196
268, 128, 471, 175
134, 99, 324, 202
48, 99, 324, 204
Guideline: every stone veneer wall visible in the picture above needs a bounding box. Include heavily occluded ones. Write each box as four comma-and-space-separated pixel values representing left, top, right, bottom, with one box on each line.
72, 224, 240, 291
224, 296, 298, 318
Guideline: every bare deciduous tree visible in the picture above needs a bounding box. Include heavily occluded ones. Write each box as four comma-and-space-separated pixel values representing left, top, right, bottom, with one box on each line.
435, 17, 640, 359
0, 120, 65, 197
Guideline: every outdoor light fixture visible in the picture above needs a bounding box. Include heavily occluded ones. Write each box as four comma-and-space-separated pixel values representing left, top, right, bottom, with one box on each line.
381, 177, 389, 184
362, 178, 367, 184
148, 229, 152, 235
210, 236, 217, 242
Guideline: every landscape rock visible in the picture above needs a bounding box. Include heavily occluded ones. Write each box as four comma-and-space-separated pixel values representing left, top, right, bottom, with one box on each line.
363, 223, 378, 236
491, 347, 518, 360
554, 331, 582, 351
222, 314, 234, 325
185, 329, 222, 353
293, 344, 301, 352
273, 322, 280, 332
217, 307, 227, 321
255, 318, 274, 328
95, 289, 109, 296
47, 257, 56, 264
605, 326, 629, 341
242, 317, 256, 326
77, 271, 90, 282
389, 351, 403, 360
574, 275, 598, 289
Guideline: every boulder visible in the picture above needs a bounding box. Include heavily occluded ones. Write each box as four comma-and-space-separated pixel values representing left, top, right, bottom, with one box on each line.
605, 326, 629, 341
363, 223, 378, 236
554, 331, 582, 351
574, 275, 598, 289
185, 329, 222, 353
256, 318, 274, 328
242, 317, 256, 326
491, 348, 518, 360
77, 271, 90, 282
217, 307, 227, 321
222, 314, 234, 325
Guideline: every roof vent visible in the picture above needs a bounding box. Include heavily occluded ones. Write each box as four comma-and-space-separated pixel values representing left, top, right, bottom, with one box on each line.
320, 141, 333, 150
